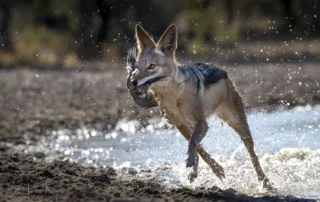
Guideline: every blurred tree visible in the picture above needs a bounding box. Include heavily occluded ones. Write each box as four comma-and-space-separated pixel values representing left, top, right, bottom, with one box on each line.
0, 0, 15, 50
281, 0, 297, 30
76, 0, 99, 59
225, 0, 251, 26
301, 0, 320, 31
96, 0, 110, 50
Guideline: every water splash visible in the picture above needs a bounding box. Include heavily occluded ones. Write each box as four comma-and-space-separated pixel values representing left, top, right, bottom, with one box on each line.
21, 106, 320, 198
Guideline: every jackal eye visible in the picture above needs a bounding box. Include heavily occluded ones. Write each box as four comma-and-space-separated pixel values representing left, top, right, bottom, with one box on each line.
147, 63, 156, 70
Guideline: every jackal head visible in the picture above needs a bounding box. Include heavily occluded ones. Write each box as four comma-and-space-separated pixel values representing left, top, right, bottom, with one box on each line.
127, 24, 178, 94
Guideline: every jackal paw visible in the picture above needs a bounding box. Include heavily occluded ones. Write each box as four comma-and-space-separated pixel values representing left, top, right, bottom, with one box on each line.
261, 178, 277, 193
188, 171, 198, 183
185, 147, 197, 168
210, 163, 225, 180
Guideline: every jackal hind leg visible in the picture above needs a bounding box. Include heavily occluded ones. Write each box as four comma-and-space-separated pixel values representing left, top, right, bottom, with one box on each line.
197, 146, 225, 180
177, 125, 225, 181
217, 90, 275, 191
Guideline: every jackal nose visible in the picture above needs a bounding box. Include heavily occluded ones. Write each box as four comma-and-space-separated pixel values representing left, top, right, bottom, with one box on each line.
131, 79, 138, 87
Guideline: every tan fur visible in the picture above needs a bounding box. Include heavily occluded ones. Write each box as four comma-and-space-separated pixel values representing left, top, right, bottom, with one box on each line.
132, 24, 274, 190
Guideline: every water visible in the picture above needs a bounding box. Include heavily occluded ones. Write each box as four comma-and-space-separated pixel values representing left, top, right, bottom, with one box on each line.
28, 105, 320, 198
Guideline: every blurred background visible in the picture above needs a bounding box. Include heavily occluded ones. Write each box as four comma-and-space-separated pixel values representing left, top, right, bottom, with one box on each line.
1, 2, 320, 201
1, 0, 320, 66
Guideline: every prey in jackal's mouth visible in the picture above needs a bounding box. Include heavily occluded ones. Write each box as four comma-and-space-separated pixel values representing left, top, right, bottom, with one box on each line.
126, 47, 159, 108
125, 24, 275, 192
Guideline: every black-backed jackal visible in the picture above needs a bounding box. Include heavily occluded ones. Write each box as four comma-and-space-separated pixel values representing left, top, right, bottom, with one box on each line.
126, 24, 273, 190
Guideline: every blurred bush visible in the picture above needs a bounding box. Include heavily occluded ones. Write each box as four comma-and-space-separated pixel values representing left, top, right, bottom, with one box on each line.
0, 0, 319, 66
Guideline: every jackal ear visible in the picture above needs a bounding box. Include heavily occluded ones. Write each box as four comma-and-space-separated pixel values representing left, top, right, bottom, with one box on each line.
157, 24, 177, 54
135, 24, 156, 51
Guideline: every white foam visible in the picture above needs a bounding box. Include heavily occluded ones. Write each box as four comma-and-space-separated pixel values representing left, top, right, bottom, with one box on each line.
112, 148, 320, 197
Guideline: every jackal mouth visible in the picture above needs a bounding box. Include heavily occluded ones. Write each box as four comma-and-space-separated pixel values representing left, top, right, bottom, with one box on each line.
140, 76, 167, 88
143, 76, 167, 86
138, 75, 167, 94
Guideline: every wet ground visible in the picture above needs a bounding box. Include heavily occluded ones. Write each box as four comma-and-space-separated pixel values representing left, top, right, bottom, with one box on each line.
0, 63, 320, 201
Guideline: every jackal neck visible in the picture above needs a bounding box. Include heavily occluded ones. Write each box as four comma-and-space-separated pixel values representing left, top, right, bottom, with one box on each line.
151, 76, 181, 96
151, 67, 183, 101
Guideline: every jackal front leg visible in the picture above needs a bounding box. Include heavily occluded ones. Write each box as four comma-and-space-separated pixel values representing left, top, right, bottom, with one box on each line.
177, 124, 225, 181
186, 120, 208, 168
188, 153, 199, 182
